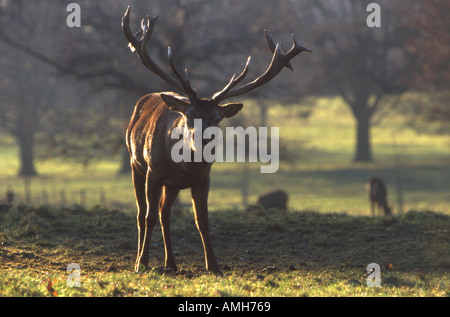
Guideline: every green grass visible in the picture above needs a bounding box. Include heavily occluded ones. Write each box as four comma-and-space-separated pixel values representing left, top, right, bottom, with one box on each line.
0, 204, 449, 297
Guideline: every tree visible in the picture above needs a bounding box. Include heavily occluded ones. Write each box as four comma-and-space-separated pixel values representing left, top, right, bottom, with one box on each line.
304, 0, 418, 161
404, 0, 450, 126
0, 0, 160, 175
0, 1, 63, 176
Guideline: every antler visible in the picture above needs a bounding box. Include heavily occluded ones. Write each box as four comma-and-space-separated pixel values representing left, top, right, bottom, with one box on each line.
122, 6, 197, 101
212, 30, 311, 102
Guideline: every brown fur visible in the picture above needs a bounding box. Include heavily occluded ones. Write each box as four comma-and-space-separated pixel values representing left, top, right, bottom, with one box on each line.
366, 177, 392, 217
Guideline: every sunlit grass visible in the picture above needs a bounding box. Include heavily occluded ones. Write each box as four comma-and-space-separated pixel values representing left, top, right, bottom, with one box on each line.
2, 268, 448, 297
2, 268, 447, 297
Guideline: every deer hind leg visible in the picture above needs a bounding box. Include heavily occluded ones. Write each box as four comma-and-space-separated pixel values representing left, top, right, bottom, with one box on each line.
136, 171, 162, 272
382, 201, 392, 216
377, 202, 385, 217
132, 166, 147, 272
159, 185, 180, 272
191, 178, 222, 275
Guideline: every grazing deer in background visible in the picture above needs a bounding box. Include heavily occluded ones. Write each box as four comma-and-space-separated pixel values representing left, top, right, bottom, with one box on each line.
258, 189, 289, 210
122, 7, 311, 275
366, 177, 392, 217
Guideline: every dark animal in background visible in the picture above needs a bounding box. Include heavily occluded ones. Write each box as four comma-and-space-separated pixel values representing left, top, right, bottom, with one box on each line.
258, 189, 289, 210
6, 190, 15, 203
122, 7, 311, 275
366, 177, 392, 216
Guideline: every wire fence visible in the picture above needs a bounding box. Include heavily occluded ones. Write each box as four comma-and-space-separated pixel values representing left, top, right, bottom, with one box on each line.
2, 178, 134, 211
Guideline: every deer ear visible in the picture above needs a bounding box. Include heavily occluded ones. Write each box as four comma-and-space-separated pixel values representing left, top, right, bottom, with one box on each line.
218, 103, 243, 118
161, 93, 190, 113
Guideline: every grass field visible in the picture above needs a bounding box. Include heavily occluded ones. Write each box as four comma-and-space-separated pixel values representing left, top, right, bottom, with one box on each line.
0, 96, 449, 298
0, 204, 449, 297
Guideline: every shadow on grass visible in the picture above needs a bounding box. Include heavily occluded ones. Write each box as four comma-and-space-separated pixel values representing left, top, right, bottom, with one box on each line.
0, 203, 449, 276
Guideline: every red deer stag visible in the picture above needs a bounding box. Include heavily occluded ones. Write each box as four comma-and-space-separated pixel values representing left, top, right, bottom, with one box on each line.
122, 6, 311, 275
366, 177, 392, 217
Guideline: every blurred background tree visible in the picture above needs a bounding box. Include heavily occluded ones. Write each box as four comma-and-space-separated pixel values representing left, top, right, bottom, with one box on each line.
0, 0, 447, 176
299, 0, 422, 162
403, 0, 449, 129
0, 1, 64, 176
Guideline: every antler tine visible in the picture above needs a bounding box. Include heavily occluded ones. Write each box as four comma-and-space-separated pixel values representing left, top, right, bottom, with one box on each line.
122, 8, 157, 60
122, 7, 191, 96
290, 33, 312, 54
127, 28, 143, 53
212, 56, 251, 101
183, 69, 198, 98
168, 47, 197, 100
252, 43, 285, 88
265, 30, 293, 71
212, 74, 236, 101
212, 30, 311, 101
140, 17, 189, 94
122, 6, 141, 53
137, 15, 157, 46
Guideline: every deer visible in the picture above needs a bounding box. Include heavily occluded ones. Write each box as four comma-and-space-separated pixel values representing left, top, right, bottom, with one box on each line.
366, 177, 392, 217
122, 6, 311, 275
258, 189, 289, 210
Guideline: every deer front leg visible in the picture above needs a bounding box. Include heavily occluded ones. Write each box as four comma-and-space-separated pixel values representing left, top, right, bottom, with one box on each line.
159, 185, 180, 272
136, 172, 162, 272
191, 178, 222, 276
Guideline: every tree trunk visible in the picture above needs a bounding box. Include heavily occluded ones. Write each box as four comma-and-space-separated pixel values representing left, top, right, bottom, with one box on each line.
18, 133, 38, 176
117, 146, 131, 175
242, 161, 249, 207
260, 102, 268, 127
354, 112, 372, 162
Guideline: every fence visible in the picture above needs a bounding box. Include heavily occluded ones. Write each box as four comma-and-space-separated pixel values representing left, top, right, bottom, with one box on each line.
3, 177, 134, 210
